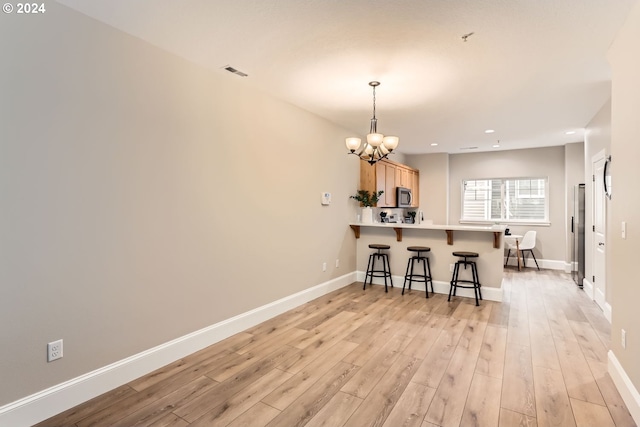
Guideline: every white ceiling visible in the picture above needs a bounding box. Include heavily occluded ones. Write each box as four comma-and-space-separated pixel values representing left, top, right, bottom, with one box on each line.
57, 0, 636, 154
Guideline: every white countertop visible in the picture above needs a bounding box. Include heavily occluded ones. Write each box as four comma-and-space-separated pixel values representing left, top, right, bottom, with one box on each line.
349, 222, 506, 233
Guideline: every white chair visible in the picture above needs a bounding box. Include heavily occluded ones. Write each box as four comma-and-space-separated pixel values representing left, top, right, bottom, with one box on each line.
505, 230, 540, 270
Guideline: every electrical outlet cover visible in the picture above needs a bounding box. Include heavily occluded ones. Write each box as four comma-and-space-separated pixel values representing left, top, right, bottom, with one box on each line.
48, 339, 63, 362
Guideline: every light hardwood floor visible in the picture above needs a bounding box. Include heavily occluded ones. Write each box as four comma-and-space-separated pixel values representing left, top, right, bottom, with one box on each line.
38, 269, 637, 427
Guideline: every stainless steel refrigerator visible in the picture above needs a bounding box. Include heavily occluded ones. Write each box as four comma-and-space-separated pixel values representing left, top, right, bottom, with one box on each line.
572, 184, 585, 287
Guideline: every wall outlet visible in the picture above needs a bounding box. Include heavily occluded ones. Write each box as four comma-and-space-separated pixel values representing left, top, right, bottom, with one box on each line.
322, 262, 327, 272
621, 329, 626, 349
335, 259, 340, 268
48, 339, 63, 362
450, 264, 455, 272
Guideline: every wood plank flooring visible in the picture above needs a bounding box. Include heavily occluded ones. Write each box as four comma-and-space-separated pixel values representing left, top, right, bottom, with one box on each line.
38, 269, 637, 427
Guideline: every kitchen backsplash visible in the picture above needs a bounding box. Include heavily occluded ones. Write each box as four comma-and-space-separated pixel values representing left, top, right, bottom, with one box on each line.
374, 207, 422, 223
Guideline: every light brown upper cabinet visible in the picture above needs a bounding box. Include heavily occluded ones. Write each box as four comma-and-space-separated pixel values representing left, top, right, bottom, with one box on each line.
409, 168, 420, 207
359, 159, 419, 208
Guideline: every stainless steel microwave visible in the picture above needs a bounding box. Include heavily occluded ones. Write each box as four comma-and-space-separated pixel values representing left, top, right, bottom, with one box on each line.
396, 187, 412, 207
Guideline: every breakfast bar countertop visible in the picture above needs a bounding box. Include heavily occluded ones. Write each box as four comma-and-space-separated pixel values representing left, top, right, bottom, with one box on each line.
348, 222, 506, 232
349, 222, 506, 248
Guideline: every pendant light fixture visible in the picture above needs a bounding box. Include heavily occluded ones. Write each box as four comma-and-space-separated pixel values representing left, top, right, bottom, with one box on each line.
345, 81, 399, 165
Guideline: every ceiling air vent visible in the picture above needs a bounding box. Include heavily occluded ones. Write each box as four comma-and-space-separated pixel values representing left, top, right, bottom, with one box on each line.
222, 65, 248, 77
459, 146, 478, 150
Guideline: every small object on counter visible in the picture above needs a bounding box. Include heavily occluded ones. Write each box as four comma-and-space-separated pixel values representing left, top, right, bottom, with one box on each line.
361, 207, 373, 223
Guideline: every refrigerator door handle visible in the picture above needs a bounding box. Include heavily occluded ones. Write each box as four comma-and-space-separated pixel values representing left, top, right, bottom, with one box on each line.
571, 216, 574, 233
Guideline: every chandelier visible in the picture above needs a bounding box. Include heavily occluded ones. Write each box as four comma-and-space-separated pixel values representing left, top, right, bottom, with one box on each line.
345, 81, 399, 165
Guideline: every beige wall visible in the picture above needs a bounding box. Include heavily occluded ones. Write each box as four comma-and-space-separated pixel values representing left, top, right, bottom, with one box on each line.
608, 0, 640, 401
406, 153, 449, 224
0, 4, 358, 405
448, 147, 567, 262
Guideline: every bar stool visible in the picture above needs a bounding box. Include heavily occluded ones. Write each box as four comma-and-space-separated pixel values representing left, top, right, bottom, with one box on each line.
448, 251, 482, 306
364, 244, 393, 292
402, 246, 434, 298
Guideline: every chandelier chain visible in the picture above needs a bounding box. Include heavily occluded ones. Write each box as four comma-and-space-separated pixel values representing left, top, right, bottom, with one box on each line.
372, 85, 377, 119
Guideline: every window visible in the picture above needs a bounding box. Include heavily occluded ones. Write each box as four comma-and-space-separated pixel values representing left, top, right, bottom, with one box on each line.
461, 178, 548, 223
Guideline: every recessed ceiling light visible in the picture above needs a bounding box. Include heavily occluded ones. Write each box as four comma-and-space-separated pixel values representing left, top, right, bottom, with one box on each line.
492, 144, 500, 148
485, 129, 495, 134
565, 130, 576, 135
430, 143, 438, 146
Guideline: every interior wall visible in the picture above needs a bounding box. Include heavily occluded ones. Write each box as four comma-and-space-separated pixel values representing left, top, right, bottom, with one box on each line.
405, 153, 449, 224
0, 3, 358, 406
608, 0, 640, 402
390, 152, 407, 166
448, 147, 567, 262
584, 100, 612, 301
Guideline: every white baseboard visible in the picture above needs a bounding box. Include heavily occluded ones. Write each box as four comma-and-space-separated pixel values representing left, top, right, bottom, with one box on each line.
503, 257, 568, 271
603, 302, 612, 323
539, 258, 569, 271
608, 350, 640, 425
579, 279, 611, 323
564, 261, 575, 274
0, 272, 357, 427
583, 277, 594, 299
356, 272, 503, 302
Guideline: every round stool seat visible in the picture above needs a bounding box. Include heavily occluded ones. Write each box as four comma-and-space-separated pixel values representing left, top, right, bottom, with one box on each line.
452, 251, 478, 258
369, 244, 391, 250
407, 246, 431, 252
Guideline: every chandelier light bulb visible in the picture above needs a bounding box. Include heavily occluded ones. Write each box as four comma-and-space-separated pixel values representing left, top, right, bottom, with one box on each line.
382, 136, 399, 151
345, 137, 361, 152
367, 133, 384, 147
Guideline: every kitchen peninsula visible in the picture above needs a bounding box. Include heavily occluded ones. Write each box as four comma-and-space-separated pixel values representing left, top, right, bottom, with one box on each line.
350, 222, 506, 302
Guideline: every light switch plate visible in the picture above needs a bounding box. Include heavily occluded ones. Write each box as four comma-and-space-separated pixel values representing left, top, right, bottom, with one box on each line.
622, 221, 626, 239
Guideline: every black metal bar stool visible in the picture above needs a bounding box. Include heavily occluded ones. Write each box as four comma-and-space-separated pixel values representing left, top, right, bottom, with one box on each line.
448, 251, 482, 306
364, 244, 393, 292
402, 246, 434, 298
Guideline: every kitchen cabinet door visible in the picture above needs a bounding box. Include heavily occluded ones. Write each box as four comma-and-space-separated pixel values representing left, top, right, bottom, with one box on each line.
359, 161, 393, 207
371, 161, 396, 207
395, 166, 409, 189
383, 162, 397, 206
410, 169, 420, 207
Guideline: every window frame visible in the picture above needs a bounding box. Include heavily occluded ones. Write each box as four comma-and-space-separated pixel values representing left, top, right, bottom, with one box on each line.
460, 177, 550, 225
